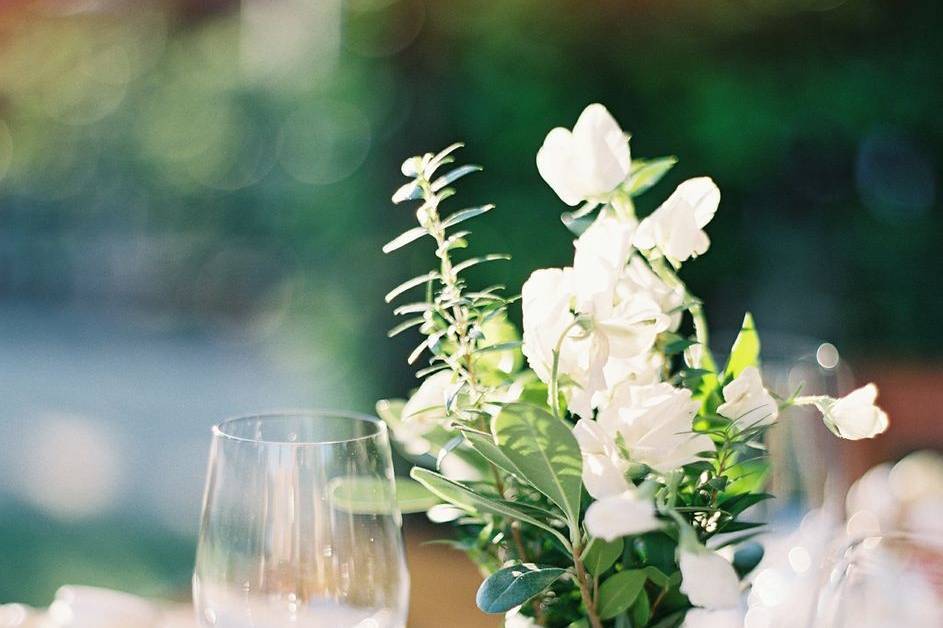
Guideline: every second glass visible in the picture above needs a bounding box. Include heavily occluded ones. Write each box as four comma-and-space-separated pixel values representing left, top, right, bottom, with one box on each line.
193, 411, 409, 628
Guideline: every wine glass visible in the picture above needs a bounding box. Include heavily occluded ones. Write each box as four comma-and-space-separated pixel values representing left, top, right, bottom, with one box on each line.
193, 411, 409, 628
812, 532, 943, 627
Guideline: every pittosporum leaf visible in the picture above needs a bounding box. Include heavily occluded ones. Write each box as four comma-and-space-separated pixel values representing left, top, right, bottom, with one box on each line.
596, 570, 647, 619
583, 537, 624, 577
475, 563, 566, 614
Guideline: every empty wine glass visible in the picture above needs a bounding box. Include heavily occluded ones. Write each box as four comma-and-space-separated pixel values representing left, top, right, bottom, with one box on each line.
193, 411, 409, 628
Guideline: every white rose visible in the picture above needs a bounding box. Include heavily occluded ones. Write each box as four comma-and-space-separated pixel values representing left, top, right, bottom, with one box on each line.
585, 489, 661, 542
521, 267, 579, 384
601, 351, 664, 393
536, 103, 631, 206
679, 549, 741, 609
682, 608, 743, 628
573, 418, 630, 498
634, 177, 720, 263
716, 366, 778, 427
596, 382, 713, 473
818, 383, 889, 440
396, 371, 455, 455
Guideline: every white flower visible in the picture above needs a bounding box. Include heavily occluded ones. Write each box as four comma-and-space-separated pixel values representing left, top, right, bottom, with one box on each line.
395, 371, 455, 456
585, 489, 661, 541
595, 382, 713, 473
504, 606, 538, 628
601, 351, 664, 392
819, 383, 889, 440
679, 549, 741, 609
634, 177, 720, 262
619, 256, 685, 331
682, 608, 743, 628
536, 103, 631, 206
717, 366, 778, 427
521, 217, 670, 418
573, 418, 630, 498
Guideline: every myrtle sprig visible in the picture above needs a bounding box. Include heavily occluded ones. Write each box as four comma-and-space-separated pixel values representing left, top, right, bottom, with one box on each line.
384, 143, 513, 421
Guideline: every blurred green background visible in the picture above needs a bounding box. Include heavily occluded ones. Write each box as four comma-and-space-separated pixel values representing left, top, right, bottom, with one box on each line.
0, 0, 940, 608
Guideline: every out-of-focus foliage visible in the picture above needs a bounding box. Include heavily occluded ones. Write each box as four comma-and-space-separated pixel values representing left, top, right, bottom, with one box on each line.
0, 0, 940, 608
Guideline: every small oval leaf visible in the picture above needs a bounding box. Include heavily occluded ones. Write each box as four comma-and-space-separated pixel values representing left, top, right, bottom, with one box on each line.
597, 570, 647, 620
475, 563, 565, 614
583, 537, 624, 577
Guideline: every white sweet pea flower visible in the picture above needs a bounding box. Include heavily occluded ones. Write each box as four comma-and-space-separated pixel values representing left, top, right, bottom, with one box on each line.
521, 217, 670, 418
717, 366, 778, 427
619, 256, 686, 331
536, 103, 631, 206
634, 177, 720, 263
682, 608, 743, 628
595, 382, 714, 473
817, 383, 889, 440
679, 549, 741, 609
504, 606, 538, 628
585, 488, 661, 541
573, 418, 630, 498
602, 351, 665, 392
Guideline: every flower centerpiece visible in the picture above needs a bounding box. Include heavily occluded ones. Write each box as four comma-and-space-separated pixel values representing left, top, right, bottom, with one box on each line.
377, 104, 889, 628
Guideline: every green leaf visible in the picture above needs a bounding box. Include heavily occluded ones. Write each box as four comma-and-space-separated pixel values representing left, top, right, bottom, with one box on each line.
583, 537, 624, 577
632, 532, 678, 576
475, 563, 565, 614
428, 142, 464, 174
441, 204, 495, 229
718, 520, 765, 534
724, 312, 760, 378
597, 570, 646, 620
717, 492, 774, 517
649, 609, 686, 628
627, 156, 677, 196
382, 227, 428, 253
631, 587, 651, 627
409, 468, 570, 548
494, 403, 583, 525
642, 566, 672, 588
452, 253, 511, 274
460, 429, 523, 478
385, 271, 438, 303
330, 477, 440, 515
432, 164, 482, 191
733, 542, 764, 578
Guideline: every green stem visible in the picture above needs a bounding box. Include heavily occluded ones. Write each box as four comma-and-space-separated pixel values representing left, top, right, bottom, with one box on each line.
549, 318, 584, 419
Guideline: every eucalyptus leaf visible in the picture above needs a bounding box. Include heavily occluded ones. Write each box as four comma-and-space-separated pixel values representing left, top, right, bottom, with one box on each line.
583, 537, 624, 577
596, 570, 646, 620
409, 468, 571, 549
494, 403, 583, 526
441, 204, 495, 229
475, 563, 566, 614
724, 312, 760, 378
627, 156, 678, 196
330, 477, 439, 515
382, 227, 428, 253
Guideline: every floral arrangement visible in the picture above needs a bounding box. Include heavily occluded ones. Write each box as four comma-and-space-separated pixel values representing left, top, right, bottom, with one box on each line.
376, 104, 889, 628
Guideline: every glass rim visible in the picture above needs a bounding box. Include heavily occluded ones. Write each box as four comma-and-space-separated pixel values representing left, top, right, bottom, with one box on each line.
212, 409, 387, 446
